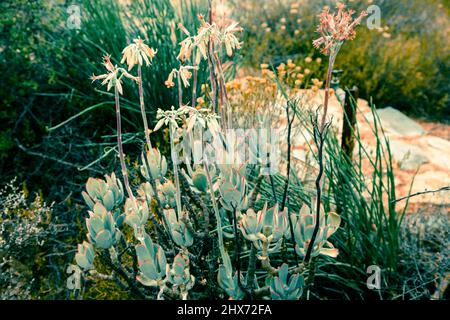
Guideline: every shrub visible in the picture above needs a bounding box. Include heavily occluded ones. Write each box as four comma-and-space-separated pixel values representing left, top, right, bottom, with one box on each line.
0, 179, 55, 299
235, 0, 450, 120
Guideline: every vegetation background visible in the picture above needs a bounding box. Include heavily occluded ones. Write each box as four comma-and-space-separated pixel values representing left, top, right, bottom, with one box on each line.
0, 0, 448, 299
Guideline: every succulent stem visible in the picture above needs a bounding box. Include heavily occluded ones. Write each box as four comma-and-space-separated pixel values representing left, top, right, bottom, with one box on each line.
203, 158, 227, 263
320, 52, 337, 131
137, 65, 152, 150
169, 123, 182, 220
191, 61, 198, 109
114, 86, 134, 202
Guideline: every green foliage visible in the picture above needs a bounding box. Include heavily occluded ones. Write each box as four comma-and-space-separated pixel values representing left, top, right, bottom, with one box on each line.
338, 30, 449, 120
0, 179, 58, 299
75, 241, 95, 271
1, 0, 446, 301
82, 173, 125, 212
236, 0, 449, 119
86, 203, 121, 249
292, 203, 341, 258
135, 233, 167, 287
270, 264, 304, 300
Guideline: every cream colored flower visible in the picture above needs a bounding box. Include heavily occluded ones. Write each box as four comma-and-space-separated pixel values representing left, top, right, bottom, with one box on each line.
221, 21, 243, 57
179, 66, 194, 87
165, 69, 176, 88
91, 55, 139, 95
165, 66, 197, 89
121, 38, 157, 71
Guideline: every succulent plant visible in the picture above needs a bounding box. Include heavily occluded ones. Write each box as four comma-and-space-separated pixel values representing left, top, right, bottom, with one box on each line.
239, 207, 262, 242
269, 264, 304, 300
182, 164, 208, 193
136, 182, 154, 206
240, 203, 289, 251
140, 148, 168, 181
135, 233, 167, 287
219, 208, 237, 239
73, 5, 357, 299
158, 180, 177, 208
217, 252, 245, 300
85, 202, 121, 249
164, 209, 194, 247
219, 166, 248, 212
167, 251, 195, 292
124, 198, 149, 229
292, 200, 341, 258
75, 241, 95, 270
82, 173, 124, 212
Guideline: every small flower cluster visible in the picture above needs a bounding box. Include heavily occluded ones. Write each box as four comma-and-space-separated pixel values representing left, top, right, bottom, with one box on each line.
121, 37, 157, 70
165, 65, 197, 88
313, 2, 368, 55
177, 14, 243, 64
91, 55, 140, 94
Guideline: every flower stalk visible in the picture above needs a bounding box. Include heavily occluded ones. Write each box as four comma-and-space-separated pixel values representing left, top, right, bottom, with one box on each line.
137, 65, 152, 150
114, 86, 134, 202
304, 2, 367, 264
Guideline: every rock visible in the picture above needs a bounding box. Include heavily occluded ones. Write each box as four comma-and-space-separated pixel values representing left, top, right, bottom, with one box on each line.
420, 136, 450, 170
423, 136, 450, 151
389, 140, 429, 170
408, 171, 450, 205
370, 107, 427, 136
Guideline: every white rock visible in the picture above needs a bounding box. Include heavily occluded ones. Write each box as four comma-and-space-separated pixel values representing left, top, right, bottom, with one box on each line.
389, 140, 429, 170
419, 136, 450, 170
368, 107, 426, 136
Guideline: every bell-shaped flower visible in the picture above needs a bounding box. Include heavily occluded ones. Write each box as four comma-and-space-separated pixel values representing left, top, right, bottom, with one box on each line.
313, 3, 367, 55
91, 55, 139, 95
121, 37, 157, 70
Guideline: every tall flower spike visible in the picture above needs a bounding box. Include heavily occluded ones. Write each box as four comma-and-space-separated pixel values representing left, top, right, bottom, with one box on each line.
221, 21, 243, 57
164, 66, 197, 89
121, 38, 157, 71
313, 3, 368, 55
91, 55, 139, 95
